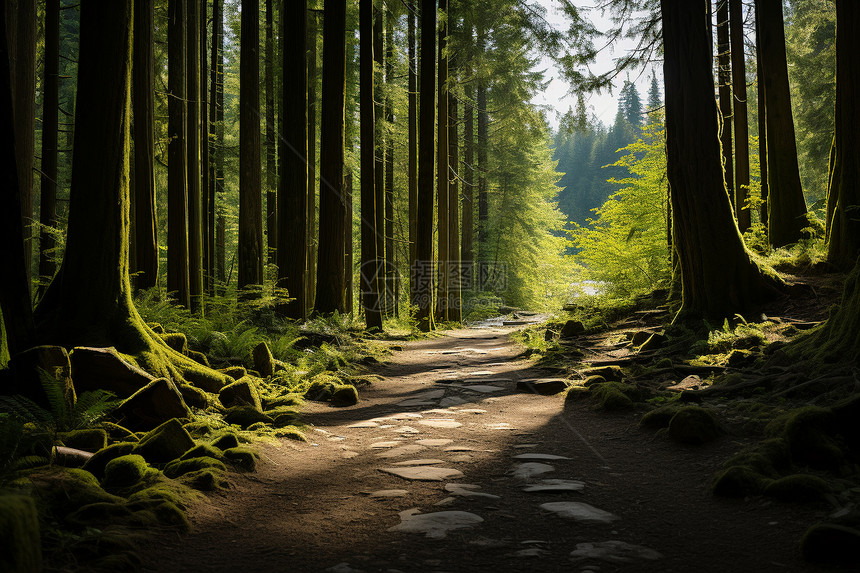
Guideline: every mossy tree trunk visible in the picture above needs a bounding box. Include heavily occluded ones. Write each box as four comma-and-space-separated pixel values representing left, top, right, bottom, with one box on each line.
662, 0, 783, 320
278, 0, 308, 320
384, 7, 396, 318
415, 0, 436, 332
436, 0, 449, 323
359, 0, 382, 330
730, 0, 751, 232
476, 25, 489, 279
33, 0, 227, 392
314, 0, 347, 313
716, 0, 734, 212
208, 0, 223, 295
265, 0, 277, 266
38, 0, 60, 292
407, 1, 418, 308
756, 0, 808, 247
187, 0, 203, 313
307, 8, 319, 314
373, 4, 386, 319
448, 19, 461, 323
825, 1, 860, 271
200, 0, 210, 296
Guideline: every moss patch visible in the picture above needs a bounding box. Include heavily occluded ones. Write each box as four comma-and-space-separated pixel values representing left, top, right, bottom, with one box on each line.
640, 404, 681, 429
103, 454, 149, 489
667, 406, 722, 445
224, 406, 273, 428
712, 466, 772, 497
589, 382, 636, 411
0, 495, 42, 573
132, 418, 196, 464
178, 468, 230, 491
210, 433, 241, 450
164, 456, 227, 479
60, 429, 108, 452
82, 442, 137, 478
223, 447, 259, 472
180, 443, 224, 461
304, 374, 340, 401
764, 474, 830, 502
330, 384, 359, 407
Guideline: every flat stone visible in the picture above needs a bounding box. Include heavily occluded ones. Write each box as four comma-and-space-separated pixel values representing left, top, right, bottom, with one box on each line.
463, 385, 503, 393
371, 413, 423, 422
667, 375, 702, 392
369, 489, 410, 498
439, 397, 468, 407
523, 479, 586, 493
398, 399, 437, 407
570, 540, 663, 563
347, 421, 379, 428
445, 483, 500, 500
468, 371, 496, 376
377, 444, 428, 458
388, 509, 483, 539
458, 409, 487, 415
540, 502, 618, 523
418, 419, 462, 429
415, 389, 446, 399
513, 463, 555, 480
391, 459, 446, 466
416, 439, 453, 447
469, 378, 513, 384
380, 467, 465, 481
486, 423, 516, 430
395, 426, 420, 434
444, 445, 475, 452
513, 453, 571, 461
369, 441, 402, 449
513, 443, 539, 449
423, 409, 458, 415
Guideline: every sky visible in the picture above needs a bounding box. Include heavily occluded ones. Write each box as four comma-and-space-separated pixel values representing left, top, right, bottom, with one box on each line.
530, 0, 661, 131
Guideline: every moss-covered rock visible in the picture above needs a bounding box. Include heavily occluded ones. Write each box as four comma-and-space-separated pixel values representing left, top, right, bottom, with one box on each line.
164, 456, 227, 479
590, 382, 635, 410
764, 474, 830, 502
801, 523, 860, 565
180, 443, 224, 461
177, 384, 209, 410
773, 407, 844, 470
330, 384, 359, 407
65, 501, 134, 527
210, 433, 241, 450
219, 376, 263, 411
640, 404, 681, 429
712, 466, 771, 497
667, 406, 721, 445
582, 375, 606, 387
29, 468, 123, 517
264, 393, 303, 409
151, 501, 191, 532
158, 332, 188, 354
132, 418, 196, 464
252, 341, 276, 378
219, 366, 246, 379
103, 454, 149, 489
560, 320, 585, 338
582, 365, 624, 382
61, 428, 108, 452
178, 468, 230, 491
304, 374, 340, 401
223, 406, 273, 428
82, 442, 137, 478
223, 447, 259, 472
114, 378, 191, 431
0, 495, 42, 573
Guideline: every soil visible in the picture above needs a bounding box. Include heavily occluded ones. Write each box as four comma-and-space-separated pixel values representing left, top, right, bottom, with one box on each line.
140, 314, 846, 572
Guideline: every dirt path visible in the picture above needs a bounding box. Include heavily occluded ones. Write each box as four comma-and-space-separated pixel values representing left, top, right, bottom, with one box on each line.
140, 325, 832, 573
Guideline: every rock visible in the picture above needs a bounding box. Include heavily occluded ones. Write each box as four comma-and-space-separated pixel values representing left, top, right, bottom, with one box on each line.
82, 443, 137, 478
369, 489, 409, 498
444, 483, 500, 499
304, 374, 340, 401
513, 462, 555, 480
523, 479, 586, 493
668, 406, 721, 445
103, 454, 149, 489
388, 509, 483, 539
590, 382, 635, 410
712, 466, 769, 497
252, 341, 276, 378
0, 495, 42, 573
516, 379, 570, 395
513, 453, 571, 461
391, 459, 446, 466
8, 345, 75, 408
582, 375, 606, 387
132, 418, 196, 464
223, 406, 273, 428
559, 320, 585, 338
114, 378, 191, 431
463, 384, 504, 393
801, 523, 860, 565
347, 421, 379, 428
331, 385, 359, 407
223, 447, 259, 471
570, 540, 663, 563
581, 365, 624, 382
158, 332, 188, 354
764, 474, 830, 502
60, 428, 108, 452
417, 419, 462, 429
540, 502, 619, 523
416, 439, 453, 447
164, 456, 227, 479
210, 433, 241, 450
666, 375, 702, 392
70, 346, 156, 398
179, 468, 230, 491
177, 384, 209, 409
380, 466, 464, 481
28, 468, 123, 516
180, 443, 224, 461
218, 376, 262, 411
439, 396, 468, 407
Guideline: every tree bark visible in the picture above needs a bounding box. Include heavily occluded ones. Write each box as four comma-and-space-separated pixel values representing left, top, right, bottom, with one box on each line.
730, 0, 751, 232
239, 0, 264, 293
462, 72, 474, 288
279, 0, 308, 320
756, 23, 768, 231
415, 0, 436, 331
214, 0, 226, 289
373, 4, 386, 319
209, 0, 223, 293
307, 9, 319, 314
662, 0, 782, 319
436, 0, 449, 322
265, 0, 277, 265
385, 6, 396, 318
756, 0, 808, 247
39, 0, 60, 291
200, 0, 210, 296
476, 25, 488, 274
826, 0, 860, 270
407, 0, 418, 308
315, 0, 347, 313
187, 0, 203, 312
448, 12, 461, 323
716, 0, 734, 211
168, 0, 190, 308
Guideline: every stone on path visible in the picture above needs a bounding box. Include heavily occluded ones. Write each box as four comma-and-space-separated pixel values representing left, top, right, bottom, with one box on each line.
369, 441, 402, 449
418, 419, 462, 429
445, 483, 500, 500
468, 371, 496, 377
458, 409, 487, 415
391, 459, 446, 466
388, 509, 483, 539
369, 489, 410, 498
325, 562, 365, 573
513, 462, 555, 480
380, 466, 464, 481
416, 439, 453, 447
516, 379, 570, 395
516, 548, 550, 558
462, 385, 503, 394
540, 502, 618, 524
377, 444, 427, 458
395, 426, 420, 434
371, 413, 422, 422
439, 397, 468, 407
347, 421, 379, 428
486, 423, 516, 431
523, 479, 586, 493
569, 540, 663, 563
513, 453, 571, 461
444, 445, 476, 452
398, 399, 437, 407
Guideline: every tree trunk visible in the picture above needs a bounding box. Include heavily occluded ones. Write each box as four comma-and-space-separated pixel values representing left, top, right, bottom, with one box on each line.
307, 9, 318, 314
448, 15, 461, 323
416, 0, 436, 331
187, 0, 203, 312
407, 0, 418, 308
384, 6, 396, 318
39, 0, 60, 291
214, 0, 226, 290
315, 0, 347, 313
200, 0, 210, 296
360, 0, 382, 329
756, 0, 807, 247
344, 11, 355, 315
239, 0, 264, 293
168, 0, 190, 308
279, 0, 308, 320
265, 0, 277, 265
0, 4, 35, 357
662, 0, 782, 319
476, 25, 488, 276
756, 26, 768, 231
436, 0, 449, 322
209, 0, 223, 294
826, 0, 860, 270
730, 0, 751, 232
716, 0, 734, 211
462, 74, 474, 289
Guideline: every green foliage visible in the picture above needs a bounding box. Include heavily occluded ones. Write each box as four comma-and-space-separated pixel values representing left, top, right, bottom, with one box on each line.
569, 121, 670, 297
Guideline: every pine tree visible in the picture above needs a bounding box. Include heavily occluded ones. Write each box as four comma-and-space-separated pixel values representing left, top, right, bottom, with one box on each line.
619, 79, 643, 129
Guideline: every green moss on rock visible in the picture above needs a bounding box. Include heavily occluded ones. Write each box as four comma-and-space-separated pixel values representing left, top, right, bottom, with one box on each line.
82, 442, 137, 478
223, 447, 259, 471
330, 384, 359, 407
764, 474, 830, 502
668, 406, 721, 445
640, 404, 681, 429
103, 455, 149, 489
590, 382, 635, 411
177, 384, 209, 410
29, 468, 123, 517
776, 407, 844, 470
801, 523, 860, 565
65, 501, 134, 527
60, 428, 108, 452
210, 433, 241, 450
713, 466, 772, 497
164, 456, 226, 479
224, 406, 273, 428
0, 495, 41, 573
178, 468, 230, 491
180, 443, 224, 461
132, 418, 196, 464
219, 376, 263, 411
304, 374, 340, 401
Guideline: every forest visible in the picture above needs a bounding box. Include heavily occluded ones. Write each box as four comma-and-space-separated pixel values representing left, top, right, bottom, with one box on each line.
1, 0, 859, 571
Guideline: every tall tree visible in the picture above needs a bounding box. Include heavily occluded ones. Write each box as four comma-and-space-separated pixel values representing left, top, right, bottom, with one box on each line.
373, 3, 386, 318
200, 0, 210, 295
415, 0, 436, 331
461, 66, 475, 286
662, 0, 781, 318
618, 79, 643, 128
315, 0, 347, 313
167, 0, 190, 307
187, 0, 203, 311
756, 0, 808, 247
265, 0, 277, 264
407, 0, 418, 307
211, 0, 226, 289
307, 8, 319, 313
132, 0, 158, 290
360, 0, 382, 329
447, 6, 461, 322
278, 0, 308, 319
476, 25, 489, 267
239, 0, 264, 293
825, 0, 860, 270
730, 0, 751, 231
39, 0, 60, 290
716, 0, 734, 209
384, 5, 396, 317
436, 0, 450, 321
